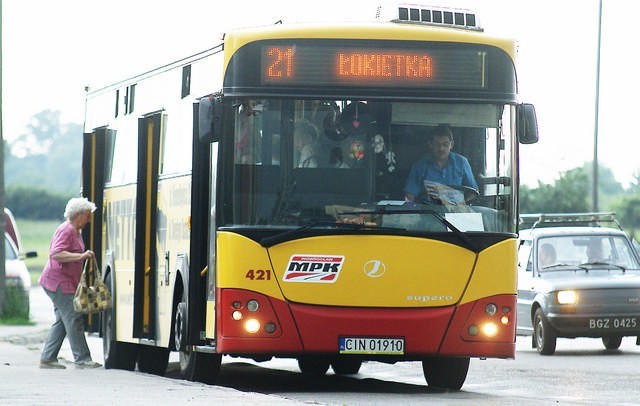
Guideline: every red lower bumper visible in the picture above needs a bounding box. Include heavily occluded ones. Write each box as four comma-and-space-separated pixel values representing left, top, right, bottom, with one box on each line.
216, 289, 515, 359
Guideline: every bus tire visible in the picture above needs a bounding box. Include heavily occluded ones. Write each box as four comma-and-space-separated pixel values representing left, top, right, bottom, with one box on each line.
102, 272, 137, 371
183, 351, 222, 384
175, 301, 221, 384
137, 345, 170, 376
331, 358, 362, 375
422, 356, 469, 391
298, 356, 330, 377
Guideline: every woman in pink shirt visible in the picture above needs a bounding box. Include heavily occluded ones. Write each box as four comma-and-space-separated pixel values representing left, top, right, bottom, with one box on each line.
39, 197, 101, 369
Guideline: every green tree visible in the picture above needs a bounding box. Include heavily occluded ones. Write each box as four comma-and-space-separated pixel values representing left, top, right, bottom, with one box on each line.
582, 162, 625, 208
520, 163, 626, 215
612, 195, 640, 225
5, 110, 82, 196
610, 194, 640, 240
4, 187, 67, 220
10, 110, 60, 157
520, 167, 590, 214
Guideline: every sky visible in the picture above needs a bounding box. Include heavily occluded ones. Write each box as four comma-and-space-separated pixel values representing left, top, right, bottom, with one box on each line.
2, 0, 637, 187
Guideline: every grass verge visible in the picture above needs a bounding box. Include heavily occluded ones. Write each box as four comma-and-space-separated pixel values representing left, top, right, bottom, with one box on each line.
0, 287, 32, 324
15, 218, 59, 286
0, 316, 34, 326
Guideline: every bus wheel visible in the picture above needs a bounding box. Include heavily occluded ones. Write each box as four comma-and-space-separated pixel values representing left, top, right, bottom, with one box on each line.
102, 272, 137, 370
137, 345, 170, 376
175, 301, 221, 384
422, 356, 469, 391
331, 358, 362, 375
181, 350, 222, 384
298, 356, 330, 377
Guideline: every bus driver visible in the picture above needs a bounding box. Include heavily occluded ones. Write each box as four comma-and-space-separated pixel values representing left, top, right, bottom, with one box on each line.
403, 125, 477, 204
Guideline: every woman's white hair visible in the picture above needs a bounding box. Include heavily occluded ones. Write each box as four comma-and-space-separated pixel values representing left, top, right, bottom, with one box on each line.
64, 197, 96, 220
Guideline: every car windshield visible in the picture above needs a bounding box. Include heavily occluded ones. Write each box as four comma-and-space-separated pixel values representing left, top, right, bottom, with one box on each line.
221, 98, 517, 234
537, 234, 640, 271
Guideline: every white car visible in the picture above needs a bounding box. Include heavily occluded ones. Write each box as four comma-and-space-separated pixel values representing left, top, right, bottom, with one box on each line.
517, 212, 640, 355
3, 208, 37, 317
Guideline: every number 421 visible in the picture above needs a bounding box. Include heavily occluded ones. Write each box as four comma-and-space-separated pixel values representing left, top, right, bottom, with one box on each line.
245, 269, 271, 280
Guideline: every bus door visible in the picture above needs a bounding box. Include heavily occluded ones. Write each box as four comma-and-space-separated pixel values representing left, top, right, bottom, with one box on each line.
81, 127, 112, 332
185, 101, 212, 345
132, 111, 164, 339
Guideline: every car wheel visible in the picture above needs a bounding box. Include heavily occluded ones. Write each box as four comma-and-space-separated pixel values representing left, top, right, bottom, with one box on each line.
602, 336, 622, 350
533, 308, 557, 355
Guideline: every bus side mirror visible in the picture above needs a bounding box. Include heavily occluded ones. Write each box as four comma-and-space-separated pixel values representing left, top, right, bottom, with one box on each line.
198, 95, 223, 143
517, 103, 539, 144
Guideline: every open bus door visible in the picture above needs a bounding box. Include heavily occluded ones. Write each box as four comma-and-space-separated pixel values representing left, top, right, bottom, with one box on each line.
185, 101, 212, 349
169, 98, 221, 384
132, 112, 163, 339
81, 128, 109, 333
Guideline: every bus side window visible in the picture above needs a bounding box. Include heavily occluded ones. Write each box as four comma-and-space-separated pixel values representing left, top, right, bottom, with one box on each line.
234, 100, 265, 164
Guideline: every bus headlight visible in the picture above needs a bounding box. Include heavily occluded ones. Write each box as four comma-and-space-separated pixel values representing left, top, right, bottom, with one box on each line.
221, 290, 282, 338
265, 322, 277, 334
481, 322, 498, 337
485, 303, 498, 316
244, 319, 261, 334
247, 299, 260, 312
557, 290, 577, 304
461, 295, 515, 342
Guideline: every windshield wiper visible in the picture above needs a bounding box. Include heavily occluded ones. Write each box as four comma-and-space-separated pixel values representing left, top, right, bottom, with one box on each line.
259, 221, 402, 247
340, 208, 478, 251
579, 261, 627, 272
540, 263, 576, 270
541, 262, 628, 273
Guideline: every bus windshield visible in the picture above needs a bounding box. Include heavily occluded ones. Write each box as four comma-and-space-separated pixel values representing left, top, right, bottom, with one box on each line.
223, 99, 516, 233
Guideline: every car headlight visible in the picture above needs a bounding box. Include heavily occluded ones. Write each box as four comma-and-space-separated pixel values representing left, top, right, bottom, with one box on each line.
557, 290, 577, 304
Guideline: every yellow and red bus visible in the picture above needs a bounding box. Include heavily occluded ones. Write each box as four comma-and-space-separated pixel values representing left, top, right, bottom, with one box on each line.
82, 4, 537, 390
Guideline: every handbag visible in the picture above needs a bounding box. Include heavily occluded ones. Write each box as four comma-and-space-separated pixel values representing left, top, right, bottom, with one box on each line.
73, 258, 112, 314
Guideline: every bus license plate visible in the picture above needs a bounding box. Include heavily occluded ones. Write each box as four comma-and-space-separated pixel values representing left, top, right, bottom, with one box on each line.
588, 317, 638, 329
339, 337, 404, 355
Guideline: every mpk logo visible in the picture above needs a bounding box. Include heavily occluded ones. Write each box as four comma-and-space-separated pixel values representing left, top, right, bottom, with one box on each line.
283, 254, 344, 283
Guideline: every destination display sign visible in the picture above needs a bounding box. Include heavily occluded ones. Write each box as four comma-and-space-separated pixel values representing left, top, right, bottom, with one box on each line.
260, 43, 486, 89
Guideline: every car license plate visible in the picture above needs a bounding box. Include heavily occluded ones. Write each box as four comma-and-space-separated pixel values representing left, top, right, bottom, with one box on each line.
339, 337, 404, 355
588, 317, 638, 329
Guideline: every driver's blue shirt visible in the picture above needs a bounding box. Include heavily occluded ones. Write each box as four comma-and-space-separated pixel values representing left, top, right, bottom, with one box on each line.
403, 152, 478, 200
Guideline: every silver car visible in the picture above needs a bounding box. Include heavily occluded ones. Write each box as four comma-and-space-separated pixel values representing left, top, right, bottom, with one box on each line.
517, 213, 640, 355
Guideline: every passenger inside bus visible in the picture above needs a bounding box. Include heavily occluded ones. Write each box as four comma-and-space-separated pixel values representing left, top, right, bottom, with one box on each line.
293, 121, 318, 168
329, 147, 349, 168
403, 124, 478, 205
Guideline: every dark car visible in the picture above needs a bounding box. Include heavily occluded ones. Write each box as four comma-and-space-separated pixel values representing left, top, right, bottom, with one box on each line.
517, 212, 640, 355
